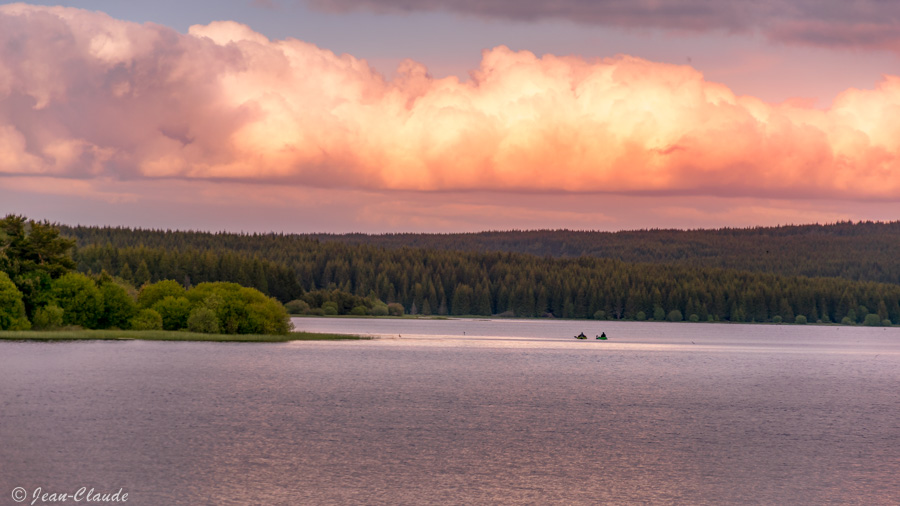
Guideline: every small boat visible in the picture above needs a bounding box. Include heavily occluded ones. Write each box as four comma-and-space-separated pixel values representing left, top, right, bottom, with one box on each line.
575, 332, 587, 339
596, 332, 608, 340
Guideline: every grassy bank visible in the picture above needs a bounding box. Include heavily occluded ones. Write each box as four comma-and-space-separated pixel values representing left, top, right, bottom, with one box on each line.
0, 329, 368, 342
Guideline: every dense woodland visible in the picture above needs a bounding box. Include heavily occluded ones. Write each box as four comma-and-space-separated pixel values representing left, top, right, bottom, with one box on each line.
62, 222, 900, 325
0, 216, 290, 333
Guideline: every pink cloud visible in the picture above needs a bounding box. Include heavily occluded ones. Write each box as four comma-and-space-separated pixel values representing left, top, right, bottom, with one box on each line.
1, 4, 900, 203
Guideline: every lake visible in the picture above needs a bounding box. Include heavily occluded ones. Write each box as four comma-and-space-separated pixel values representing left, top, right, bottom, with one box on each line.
2, 318, 899, 504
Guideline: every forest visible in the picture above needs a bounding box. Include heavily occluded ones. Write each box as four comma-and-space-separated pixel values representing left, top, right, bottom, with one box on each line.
62, 222, 900, 325
0, 215, 290, 333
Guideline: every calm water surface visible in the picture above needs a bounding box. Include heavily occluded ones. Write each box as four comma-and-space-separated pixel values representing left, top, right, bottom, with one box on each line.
2, 319, 899, 505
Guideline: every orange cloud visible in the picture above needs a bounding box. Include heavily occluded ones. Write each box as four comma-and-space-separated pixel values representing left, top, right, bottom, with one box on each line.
1, 4, 900, 201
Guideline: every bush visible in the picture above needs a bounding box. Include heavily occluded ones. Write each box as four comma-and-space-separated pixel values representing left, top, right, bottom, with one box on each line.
371, 303, 389, 316
863, 313, 883, 326
772, 315, 783, 323
185, 282, 291, 334
635, 311, 646, 321
653, 305, 665, 321
130, 308, 163, 330
322, 302, 339, 315
794, 315, 808, 324
152, 296, 193, 330
50, 272, 104, 328
32, 304, 64, 330
187, 307, 219, 334
137, 280, 185, 309
350, 305, 369, 316
667, 309, 683, 322
883, 319, 893, 327
841, 316, 853, 325
0, 272, 31, 330
98, 281, 137, 329
387, 302, 404, 317
284, 299, 310, 314
593, 310, 607, 320
689, 313, 699, 322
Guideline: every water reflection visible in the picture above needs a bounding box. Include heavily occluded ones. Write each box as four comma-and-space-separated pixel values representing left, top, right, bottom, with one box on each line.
2, 321, 899, 504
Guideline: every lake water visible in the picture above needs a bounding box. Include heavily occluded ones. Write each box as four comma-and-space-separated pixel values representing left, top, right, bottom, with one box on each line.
2, 318, 900, 505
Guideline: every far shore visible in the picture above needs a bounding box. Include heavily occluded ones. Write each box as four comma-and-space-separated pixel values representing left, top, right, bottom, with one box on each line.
0, 329, 368, 343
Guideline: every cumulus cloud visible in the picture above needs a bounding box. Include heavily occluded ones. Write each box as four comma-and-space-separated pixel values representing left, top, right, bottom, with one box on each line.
1, 4, 900, 201
305, 0, 900, 52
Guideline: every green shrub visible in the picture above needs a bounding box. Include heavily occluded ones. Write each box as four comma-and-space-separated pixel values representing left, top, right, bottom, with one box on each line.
772, 315, 783, 323
371, 303, 389, 316
0, 272, 31, 330
350, 305, 369, 316
152, 296, 193, 330
593, 310, 607, 320
187, 307, 219, 334
841, 316, 853, 325
32, 304, 64, 330
50, 272, 104, 328
883, 319, 892, 327
794, 315, 808, 324
284, 299, 310, 314
863, 313, 883, 326
185, 282, 291, 334
387, 303, 404, 317
98, 281, 137, 329
130, 308, 163, 330
137, 280, 185, 309
667, 309, 683, 322
689, 313, 699, 322
322, 301, 339, 315
635, 311, 646, 321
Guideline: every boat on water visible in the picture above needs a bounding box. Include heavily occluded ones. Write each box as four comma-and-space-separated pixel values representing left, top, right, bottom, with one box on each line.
596, 332, 608, 340
575, 332, 587, 339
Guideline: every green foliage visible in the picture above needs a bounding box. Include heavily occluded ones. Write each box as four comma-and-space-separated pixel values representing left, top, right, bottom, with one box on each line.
841, 316, 853, 325
32, 304, 64, 330
371, 303, 389, 316
593, 310, 607, 320
667, 309, 683, 322
794, 315, 808, 325
130, 309, 163, 330
284, 299, 310, 314
187, 307, 219, 334
0, 271, 30, 330
772, 315, 783, 323
635, 311, 646, 321
152, 296, 193, 331
137, 280, 185, 309
185, 282, 291, 334
49, 272, 104, 328
653, 305, 666, 321
322, 302, 339, 315
350, 305, 369, 316
863, 313, 883, 326
883, 319, 892, 327
388, 303, 404, 317
47, 220, 900, 325
97, 279, 137, 329
689, 313, 699, 322
1, 215, 76, 316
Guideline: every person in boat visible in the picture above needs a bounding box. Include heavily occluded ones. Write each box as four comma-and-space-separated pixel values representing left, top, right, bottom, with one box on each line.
576, 332, 587, 339
596, 332, 607, 340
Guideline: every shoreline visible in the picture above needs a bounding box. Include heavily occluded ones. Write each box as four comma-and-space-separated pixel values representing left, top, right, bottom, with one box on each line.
0, 330, 368, 343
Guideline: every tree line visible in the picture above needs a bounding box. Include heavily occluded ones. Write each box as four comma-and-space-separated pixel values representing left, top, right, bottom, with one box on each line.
0, 215, 290, 333
59, 223, 900, 325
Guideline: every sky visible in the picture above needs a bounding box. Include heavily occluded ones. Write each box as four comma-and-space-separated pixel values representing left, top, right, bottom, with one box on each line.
1, 1, 899, 233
